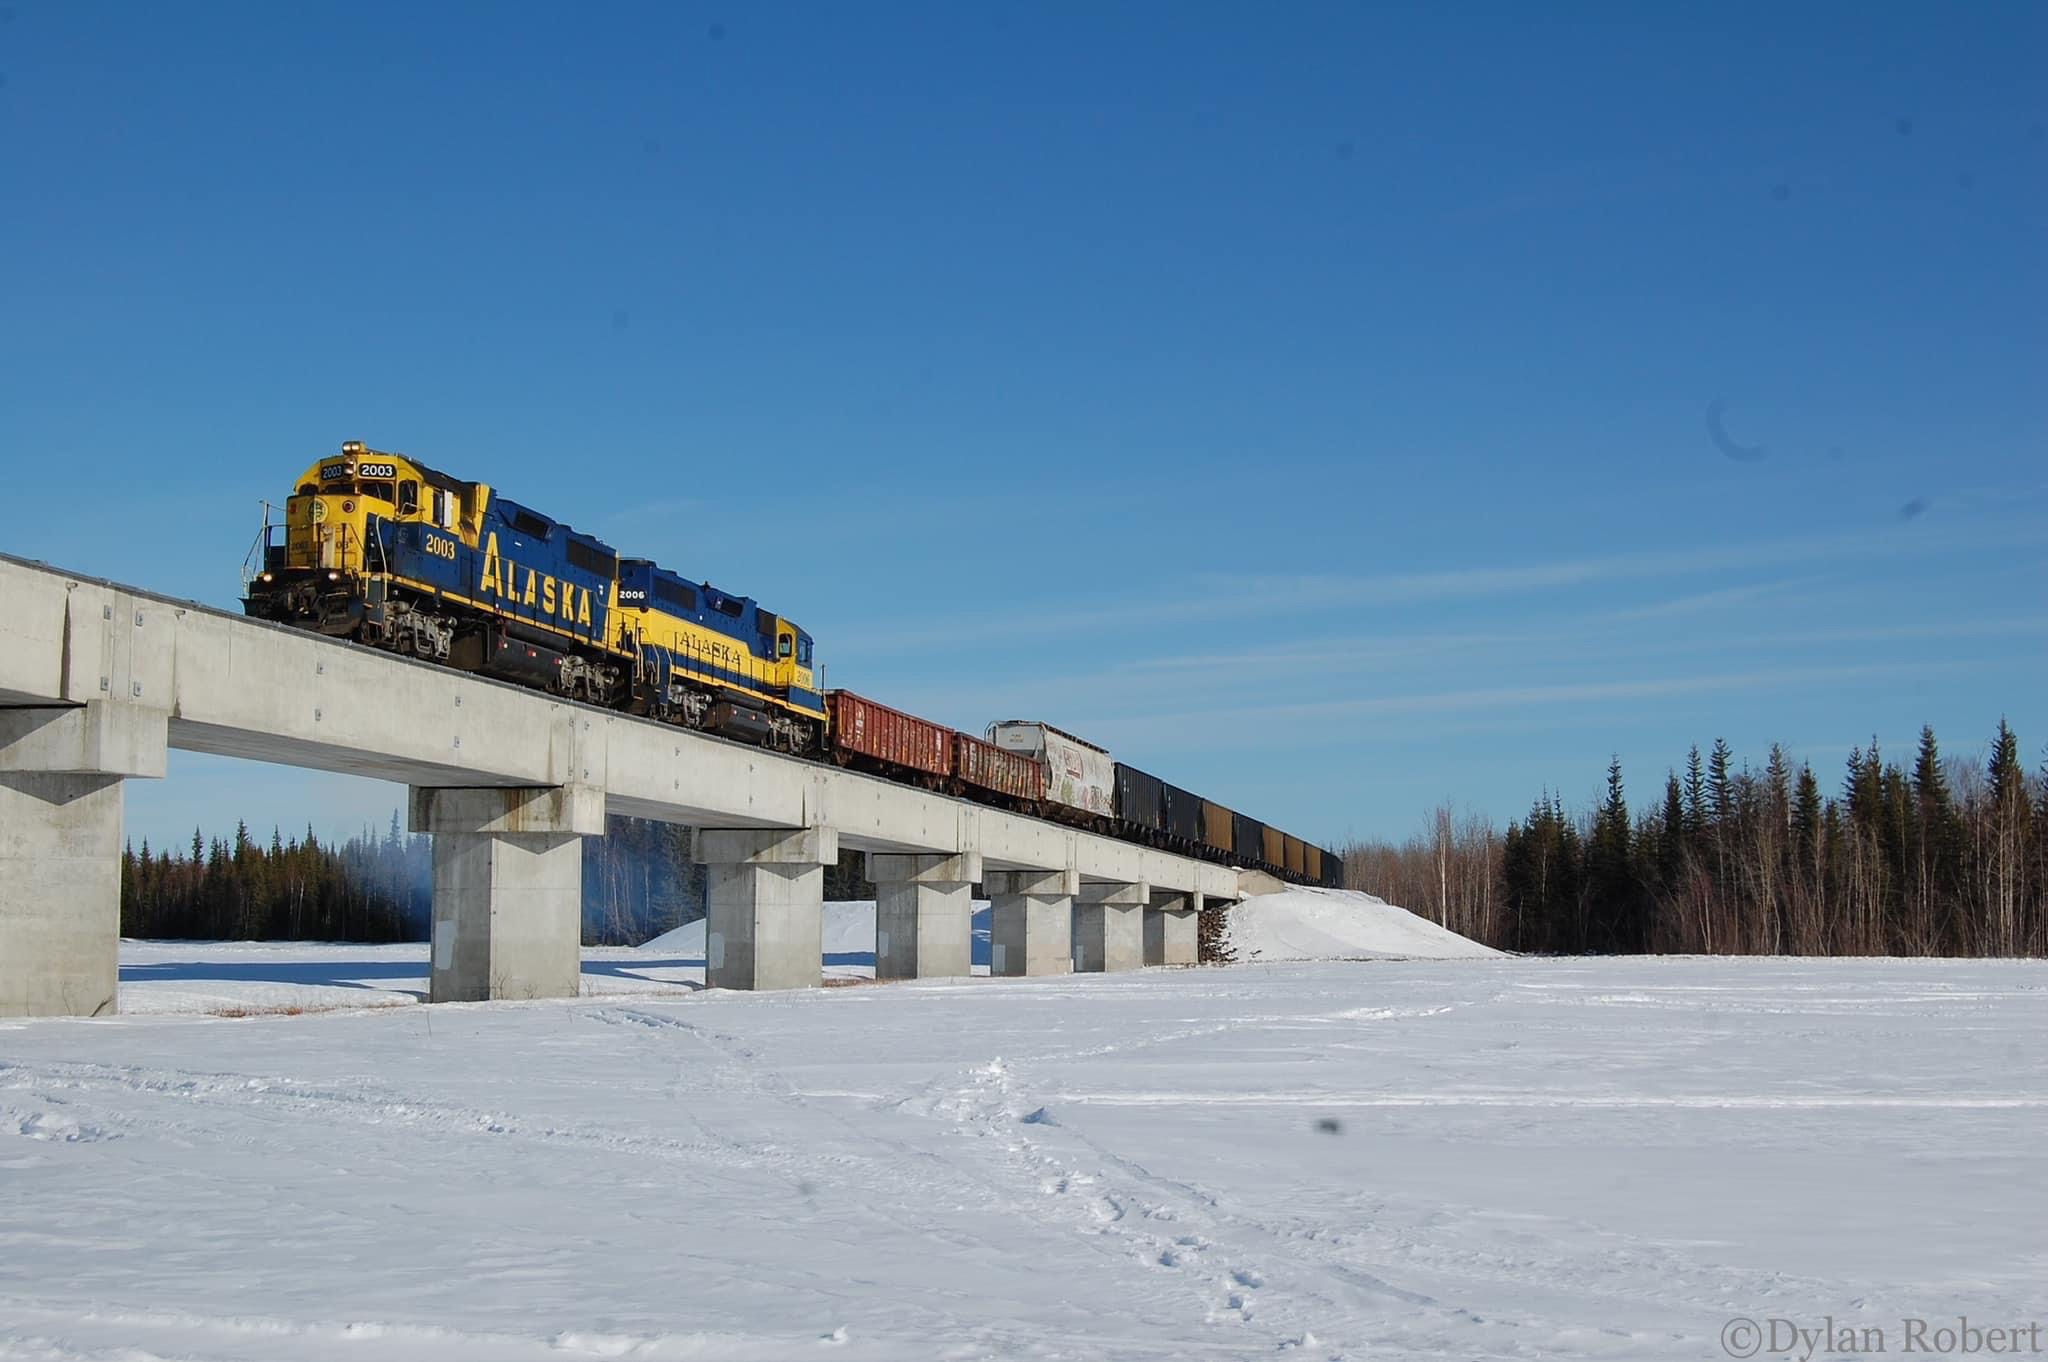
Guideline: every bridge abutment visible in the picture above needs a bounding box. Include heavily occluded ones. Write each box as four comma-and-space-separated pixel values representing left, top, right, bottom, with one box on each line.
410, 785, 603, 1004
1143, 892, 1203, 967
869, 851, 980, 980
695, 826, 836, 990
0, 703, 167, 1017
1075, 882, 1149, 973
986, 868, 1077, 977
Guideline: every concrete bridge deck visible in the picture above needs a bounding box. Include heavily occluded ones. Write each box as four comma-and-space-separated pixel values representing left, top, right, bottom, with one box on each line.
0, 552, 1239, 1016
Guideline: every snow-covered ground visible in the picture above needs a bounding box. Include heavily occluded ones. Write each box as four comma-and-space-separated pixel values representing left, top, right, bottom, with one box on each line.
4, 943, 2046, 1361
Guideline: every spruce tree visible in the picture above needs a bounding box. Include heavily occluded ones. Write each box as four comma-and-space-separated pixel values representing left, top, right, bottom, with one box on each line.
1988, 719, 2024, 810
1708, 739, 1735, 832
1911, 725, 1959, 948
1980, 719, 2029, 955
1659, 772, 1686, 890
1683, 745, 1707, 845
1764, 745, 1791, 828
1586, 757, 1639, 951
1793, 764, 1823, 862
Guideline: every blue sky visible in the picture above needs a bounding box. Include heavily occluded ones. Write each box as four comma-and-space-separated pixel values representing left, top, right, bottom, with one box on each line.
3, 2, 2042, 853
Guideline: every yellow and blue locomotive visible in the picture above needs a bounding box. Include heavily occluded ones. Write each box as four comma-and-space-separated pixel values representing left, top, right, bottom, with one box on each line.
242, 441, 825, 751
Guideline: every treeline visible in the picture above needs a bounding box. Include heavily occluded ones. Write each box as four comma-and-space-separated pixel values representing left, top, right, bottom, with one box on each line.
122, 819, 430, 942
1343, 721, 2048, 957
121, 814, 879, 946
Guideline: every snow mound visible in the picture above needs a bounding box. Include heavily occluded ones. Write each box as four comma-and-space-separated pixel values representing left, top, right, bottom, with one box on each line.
643, 902, 884, 960
640, 902, 994, 968
1224, 888, 1500, 962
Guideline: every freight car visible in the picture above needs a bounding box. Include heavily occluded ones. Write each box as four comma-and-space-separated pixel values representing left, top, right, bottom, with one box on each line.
989, 721, 1114, 821
953, 731, 1046, 806
243, 441, 1340, 889
826, 690, 951, 785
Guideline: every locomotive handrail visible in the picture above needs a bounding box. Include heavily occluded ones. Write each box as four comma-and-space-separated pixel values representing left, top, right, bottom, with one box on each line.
238, 501, 283, 591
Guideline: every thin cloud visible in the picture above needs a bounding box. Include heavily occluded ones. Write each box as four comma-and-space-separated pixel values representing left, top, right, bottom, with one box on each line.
835, 519, 2048, 656
1084, 660, 1973, 733
878, 608, 2045, 731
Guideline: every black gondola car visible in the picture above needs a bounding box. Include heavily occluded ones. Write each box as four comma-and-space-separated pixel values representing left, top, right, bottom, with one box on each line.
1114, 763, 1166, 835
1162, 782, 1204, 847
1232, 812, 1265, 868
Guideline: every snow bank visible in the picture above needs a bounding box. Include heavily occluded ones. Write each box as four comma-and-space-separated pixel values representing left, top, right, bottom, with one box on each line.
635, 892, 1493, 968
644, 901, 884, 961
642, 901, 994, 969
1222, 887, 1500, 961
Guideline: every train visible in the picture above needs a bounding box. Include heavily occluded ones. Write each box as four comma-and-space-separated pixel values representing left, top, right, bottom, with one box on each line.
242, 440, 1341, 889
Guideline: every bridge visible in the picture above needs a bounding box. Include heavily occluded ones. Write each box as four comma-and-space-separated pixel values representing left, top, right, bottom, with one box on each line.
0, 552, 1244, 1017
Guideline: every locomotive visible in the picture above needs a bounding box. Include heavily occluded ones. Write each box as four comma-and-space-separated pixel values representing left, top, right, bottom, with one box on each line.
242, 441, 825, 752
243, 441, 1340, 887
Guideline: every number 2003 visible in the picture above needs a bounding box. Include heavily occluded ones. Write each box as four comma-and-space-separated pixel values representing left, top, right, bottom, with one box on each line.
422, 535, 459, 560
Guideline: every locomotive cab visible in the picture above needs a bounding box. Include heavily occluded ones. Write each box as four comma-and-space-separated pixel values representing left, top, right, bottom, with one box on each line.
244, 440, 482, 635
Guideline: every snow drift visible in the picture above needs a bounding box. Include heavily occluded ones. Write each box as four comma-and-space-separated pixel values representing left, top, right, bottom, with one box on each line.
642, 889, 1494, 968
1223, 887, 1500, 961
642, 901, 994, 969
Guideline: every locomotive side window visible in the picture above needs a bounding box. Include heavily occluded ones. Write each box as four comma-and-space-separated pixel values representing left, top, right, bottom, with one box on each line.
778, 633, 793, 659
398, 480, 419, 516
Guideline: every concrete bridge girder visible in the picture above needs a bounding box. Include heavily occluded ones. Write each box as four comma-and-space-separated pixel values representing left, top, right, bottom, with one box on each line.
0, 553, 1246, 1015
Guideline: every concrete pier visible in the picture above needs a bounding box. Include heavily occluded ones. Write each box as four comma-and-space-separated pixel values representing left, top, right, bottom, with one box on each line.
0, 703, 166, 1018
696, 826, 836, 991
870, 851, 980, 980
987, 868, 1077, 977
1143, 892, 1203, 967
410, 785, 602, 1004
1075, 882, 1148, 973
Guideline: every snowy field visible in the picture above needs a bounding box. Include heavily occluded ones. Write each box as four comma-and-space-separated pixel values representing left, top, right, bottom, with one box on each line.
3, 938, 2046, 1360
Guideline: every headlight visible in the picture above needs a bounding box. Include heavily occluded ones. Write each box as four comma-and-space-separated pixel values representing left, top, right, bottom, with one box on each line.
327, 571, 341, 581
259, 572, 274, 583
